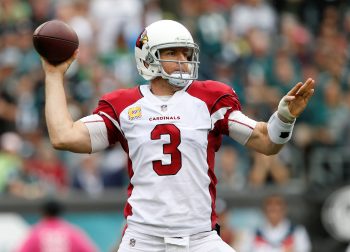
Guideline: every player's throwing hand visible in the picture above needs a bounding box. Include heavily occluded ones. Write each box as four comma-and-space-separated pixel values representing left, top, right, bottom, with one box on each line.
41, 49, 79, 76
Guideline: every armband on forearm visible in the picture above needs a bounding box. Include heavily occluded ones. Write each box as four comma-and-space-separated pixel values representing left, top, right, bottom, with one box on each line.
267, 112, 295, 144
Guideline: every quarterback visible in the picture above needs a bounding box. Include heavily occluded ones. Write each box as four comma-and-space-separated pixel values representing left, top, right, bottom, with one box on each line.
41, 20, 315, 252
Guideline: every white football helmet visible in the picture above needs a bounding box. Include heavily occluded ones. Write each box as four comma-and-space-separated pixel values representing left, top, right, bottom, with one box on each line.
135, 20, 200, 88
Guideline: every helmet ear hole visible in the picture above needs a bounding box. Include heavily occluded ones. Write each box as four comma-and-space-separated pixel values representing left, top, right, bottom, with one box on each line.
145, 53, 154, 64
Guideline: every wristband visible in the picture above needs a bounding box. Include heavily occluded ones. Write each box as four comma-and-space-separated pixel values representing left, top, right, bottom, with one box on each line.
267, 112, 295, 144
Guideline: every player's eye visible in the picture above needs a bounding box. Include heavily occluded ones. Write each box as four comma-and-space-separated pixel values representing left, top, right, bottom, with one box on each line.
185, 51, 193, 60
159, 49, 175, 58
181, 48, 193, 60
167, 50, 176, 56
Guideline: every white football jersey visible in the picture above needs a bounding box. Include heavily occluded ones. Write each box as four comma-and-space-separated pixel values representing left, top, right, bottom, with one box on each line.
93, 80, 250, 237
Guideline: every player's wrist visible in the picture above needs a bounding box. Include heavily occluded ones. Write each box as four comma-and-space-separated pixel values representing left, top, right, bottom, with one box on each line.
267, 112, 295, 145
277, 112, 295, 124
45, 71, 64, 84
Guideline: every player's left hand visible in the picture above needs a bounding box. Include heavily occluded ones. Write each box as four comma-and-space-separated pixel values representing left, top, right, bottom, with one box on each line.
278, 78, 315, 122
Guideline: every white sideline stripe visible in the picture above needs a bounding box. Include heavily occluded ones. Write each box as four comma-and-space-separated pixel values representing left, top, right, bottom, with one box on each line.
210, 107, 231, 130
99, 111, 125, 136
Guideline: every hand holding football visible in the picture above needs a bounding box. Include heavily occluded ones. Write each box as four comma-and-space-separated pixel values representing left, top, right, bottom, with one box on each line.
33, 20, 79, 65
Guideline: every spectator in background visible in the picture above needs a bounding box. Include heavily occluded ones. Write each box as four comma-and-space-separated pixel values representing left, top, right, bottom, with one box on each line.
318, 78, 349, 146
72, 154, 104, 196
143, 0, 163, 26
0, 132, 23, 194
2, 132, 48, 200
238, 194, 311, 252
242, 28, 278, 119
267, 49, 302, 98
55, 0, 94, 47
24, 139, 68, 194
0, 46, 21, 134
0, 212, 29, 252
216, 144, 246, 191
17, 199, 98, 252
89, 0, 143, 54
230, 0, 277, 37
0, 0, 31, 25
100, 144, 128, 188
14, 21, 42, 75
216, 198, 237, 249
28, 0, 54, 29
248, 152, 290, 188
195, 0, 229, 79
277, 13, 312, 65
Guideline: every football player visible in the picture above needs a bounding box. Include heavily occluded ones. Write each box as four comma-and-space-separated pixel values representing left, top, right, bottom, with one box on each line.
41, 20, 315, 252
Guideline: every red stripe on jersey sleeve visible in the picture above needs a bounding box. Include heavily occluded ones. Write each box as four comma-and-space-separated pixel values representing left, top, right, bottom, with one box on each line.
228, 119, 254, 130
212, 96, 238, 135
93, 86, 143, 149
93, 100, 123, 146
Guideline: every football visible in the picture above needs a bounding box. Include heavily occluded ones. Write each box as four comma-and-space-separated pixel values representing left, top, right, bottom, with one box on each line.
33, 20, 79, 65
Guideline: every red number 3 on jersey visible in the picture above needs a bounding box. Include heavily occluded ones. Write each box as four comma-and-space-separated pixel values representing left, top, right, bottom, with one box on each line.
150, 124, 182, 176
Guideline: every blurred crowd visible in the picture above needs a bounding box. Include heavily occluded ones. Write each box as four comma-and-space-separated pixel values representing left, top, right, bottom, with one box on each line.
1, 0, 350, 201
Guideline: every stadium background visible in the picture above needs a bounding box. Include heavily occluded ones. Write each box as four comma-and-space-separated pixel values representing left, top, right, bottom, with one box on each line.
1, 0, 350, 251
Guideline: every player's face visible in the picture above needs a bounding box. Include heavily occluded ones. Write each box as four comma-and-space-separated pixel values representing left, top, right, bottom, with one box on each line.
264, 196, 286, 226
159, 47, 191, 75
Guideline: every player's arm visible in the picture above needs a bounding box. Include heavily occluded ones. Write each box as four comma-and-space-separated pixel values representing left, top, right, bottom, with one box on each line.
245, 121, 283, 155
246, 78, 315, 155
42, 51, 92, 153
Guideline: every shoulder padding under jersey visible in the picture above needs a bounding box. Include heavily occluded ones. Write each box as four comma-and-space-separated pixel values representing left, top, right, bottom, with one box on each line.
99, 86, 144, 118
186, 80, 240, 114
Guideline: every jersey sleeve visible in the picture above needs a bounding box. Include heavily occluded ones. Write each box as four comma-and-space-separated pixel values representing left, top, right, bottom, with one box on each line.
210, 85, 257, 145
228, 111, 257, 145
92, 100, 124, 146
211, 88, 242, 135
91, 86, 143, 149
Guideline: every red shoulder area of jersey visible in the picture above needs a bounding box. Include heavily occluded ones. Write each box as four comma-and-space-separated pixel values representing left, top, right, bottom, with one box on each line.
186, 80, 239, 113
99, 86, 143, 117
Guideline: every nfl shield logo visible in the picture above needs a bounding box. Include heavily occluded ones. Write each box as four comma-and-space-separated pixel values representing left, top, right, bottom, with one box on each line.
129, 238, 136, 247
161, 105, 167, 112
